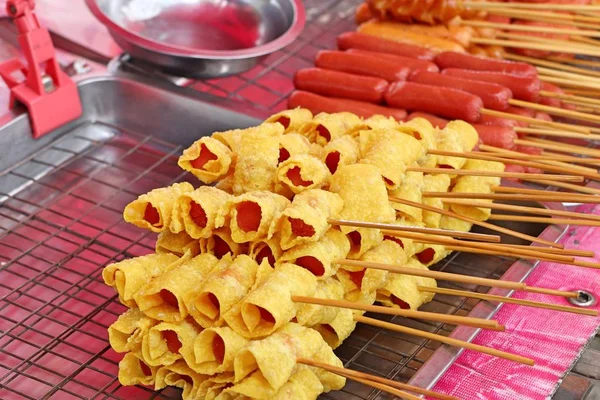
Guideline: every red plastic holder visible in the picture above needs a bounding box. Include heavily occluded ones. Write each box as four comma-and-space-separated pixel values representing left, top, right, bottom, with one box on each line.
0, 0, 82, 139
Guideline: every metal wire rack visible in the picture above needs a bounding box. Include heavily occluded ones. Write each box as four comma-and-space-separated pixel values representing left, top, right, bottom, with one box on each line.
0, 0, 569, 398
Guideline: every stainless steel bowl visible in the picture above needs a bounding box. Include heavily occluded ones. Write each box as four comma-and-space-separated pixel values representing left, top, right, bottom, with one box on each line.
86, 0, 305, 79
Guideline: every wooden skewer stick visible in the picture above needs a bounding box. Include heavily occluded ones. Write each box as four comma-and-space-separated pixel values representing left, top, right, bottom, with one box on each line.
497, 33, 600, 55
491, 184, 600, 198
355, 316, 535, 366
406, 167, 584, 183
539, 90, 600, 107
479, 108, 591, 134
489, 214, 600, 227
384, 229, 594, 258
540, 75, 600, 96
551, 57, 600, 69
564, 88, 600, 97
463, 1, 600, 11
472, 37, 600, 58
479, 7, 600, 24
528, 179, 600, 196
418, 286, 599, 317
506, 54, 600, 80
443, 243, 575, 264
536, 67, 600, 85
461, 20, 600, 38
296, 358, 450, 400
481, 142, 600, 166
336, 259, 578, 298
328, 218, 500, 242
423, 191, 600, 204
516, 138, 600, 158
292, 296, 503, 330
440, 198, 600, 222
571, 35, 600, 47
512, 127, 600, 143
427, 149, 600, 181
388, 196, 563, 248
509, 98, 600, 125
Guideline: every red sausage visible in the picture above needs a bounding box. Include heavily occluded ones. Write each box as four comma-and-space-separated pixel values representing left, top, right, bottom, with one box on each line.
535, 111, 553, 123
288, 91, 407, 121
409, 70, 512, 110
337, 32, 436, 60
346, 49, 439, 73
294, 68, 388, 103
441, 68, 541, 102
316, 50, 411, 82
472, 124, 517, 150
540, 82, 575, 110
407, 112, 449, 128
385, 82, 483, 122
479, 113, 519, 128
435, 52, 537, 78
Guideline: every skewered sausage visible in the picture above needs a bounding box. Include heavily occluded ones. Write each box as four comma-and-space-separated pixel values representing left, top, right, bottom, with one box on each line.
337, 32, 436, 60
316, 50, 411, 82
434, 51, 538, 77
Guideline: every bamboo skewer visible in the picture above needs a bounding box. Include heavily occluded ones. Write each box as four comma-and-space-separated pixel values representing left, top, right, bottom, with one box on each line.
355, 316, 536, 366
536, 67, 600, 85
328, 219, 500, 242
509, 98, 600, 125
539, 90, 600, 107
478, 7, 600, 24
298, 359, 457, 400
516, 138, 600, 158
443, 243, 575, 264
472, 37, 600, 58
540, 75, 600, 95
292, 296, 503, 330
492, 183, 600, 197
463, 1, 600, 11
551, 57, 600, 69
423, 191, 600, 204
489, 214, 600, 227
418, 286, 599, 317
439, 198, 600, 222
336, 259, 578, 298
506, 54, 600, 79
512, 127, 600, 143
406, 167, 584, 182
388, 196, 563, 248
481, 142, 600, 166
427, 149, 600, 181
462, 20, 600, 38
479, 108, 591, 134
528, 179, 600, 196
383, 229, 593, 258
564, 88, 600, 97
571, 35, 600, 47
497, 33, 600, 56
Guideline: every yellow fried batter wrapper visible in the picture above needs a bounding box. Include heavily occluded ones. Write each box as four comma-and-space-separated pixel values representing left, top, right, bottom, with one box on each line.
296, 277, 344, 327
155, 360, 207, 400
396, 118, 438, 168
276, 154, 331, 195
155, 231, 200, 257
172, 186, 232, 239
272, 366, 325, 400
414, 244, 451, 267
377, 257, 437, 310
347, 227, 383, 259
109, 308, 156, 353
188, 326, 249, 375
339, 240, 408, 299
364, 114, 400, 130
300, 112, 365, 145
278, 133, 312, 164
223, 264, 317, 339
330, 164, 396, 234
274, 189, 344, 250
440, 215, 473, 232
279, 229, 350, 278
446, 120, 479, 153
188, 256, 262, 328
422, 174, 451, 229
215, 172, 235, 194
233, 324, 325, 391
382, 231, 419, 259
249, 235, 283, 268
232, 123, 284, 194
265, 108, 313, 133
220, 191, 290, 244
198, 373, 236, 400
123, 182, 194, 232
451, 159, 504, 221
310, 342, 347, 391
118, 352, 159, 387
103, 253, 186, 308
200, 227, 248, 259
435, 126, 469, 171
389, 169, 424, 223
320, 135, 360, 175
359, 129, 422, 190
135, 253, 220, 322
314, 308, 356, 349
140, 318, 201, 367
178, 137, 233, 184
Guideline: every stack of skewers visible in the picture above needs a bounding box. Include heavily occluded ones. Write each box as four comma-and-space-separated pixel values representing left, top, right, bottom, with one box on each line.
102, 109, 599, 400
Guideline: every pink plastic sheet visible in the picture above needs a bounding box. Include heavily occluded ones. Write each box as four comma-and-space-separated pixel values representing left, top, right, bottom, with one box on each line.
431, 203, 600, 400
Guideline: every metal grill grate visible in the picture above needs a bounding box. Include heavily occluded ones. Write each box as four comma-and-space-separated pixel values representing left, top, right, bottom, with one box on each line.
0, 121, 551, 400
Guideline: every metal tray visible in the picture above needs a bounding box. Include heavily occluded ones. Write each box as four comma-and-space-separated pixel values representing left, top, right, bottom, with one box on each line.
0, 75, 567, 400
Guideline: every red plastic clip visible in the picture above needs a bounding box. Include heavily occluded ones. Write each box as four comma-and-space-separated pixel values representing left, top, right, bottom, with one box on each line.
0, 0, 82, 139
